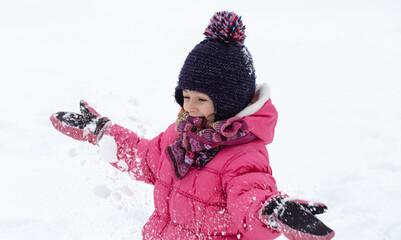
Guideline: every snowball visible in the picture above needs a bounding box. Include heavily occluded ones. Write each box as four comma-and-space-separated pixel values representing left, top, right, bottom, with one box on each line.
98, 135, 118, 163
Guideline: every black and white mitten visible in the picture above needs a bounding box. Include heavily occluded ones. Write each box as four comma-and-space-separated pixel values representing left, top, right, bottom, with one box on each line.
259, 194, 335, 240
50, 100, 111, 145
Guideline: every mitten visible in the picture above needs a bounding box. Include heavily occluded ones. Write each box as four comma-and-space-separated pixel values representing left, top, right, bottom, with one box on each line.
50, 100, 111, 145
259, 194, 335, 240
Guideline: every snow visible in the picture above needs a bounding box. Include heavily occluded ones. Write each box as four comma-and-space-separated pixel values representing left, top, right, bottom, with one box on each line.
93, 184, 112, 199
1, 0, 401, 239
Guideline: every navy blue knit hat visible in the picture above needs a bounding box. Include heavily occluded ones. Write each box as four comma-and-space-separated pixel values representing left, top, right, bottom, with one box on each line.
175, 11, 256, 121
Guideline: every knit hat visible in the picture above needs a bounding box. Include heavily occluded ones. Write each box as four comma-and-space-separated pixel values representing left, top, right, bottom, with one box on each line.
175, 11, 256, 121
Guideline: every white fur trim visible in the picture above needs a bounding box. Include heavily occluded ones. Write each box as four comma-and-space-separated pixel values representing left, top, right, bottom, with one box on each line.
235, 83, 271, 118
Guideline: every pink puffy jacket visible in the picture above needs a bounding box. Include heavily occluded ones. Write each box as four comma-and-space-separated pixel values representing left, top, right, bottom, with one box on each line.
105, 84, 280, 240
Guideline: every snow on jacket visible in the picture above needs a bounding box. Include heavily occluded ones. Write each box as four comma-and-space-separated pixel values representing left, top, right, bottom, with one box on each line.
101, 83, 280, 240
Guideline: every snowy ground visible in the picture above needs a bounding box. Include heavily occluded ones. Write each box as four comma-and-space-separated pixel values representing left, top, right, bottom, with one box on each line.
1, 0, 401, 239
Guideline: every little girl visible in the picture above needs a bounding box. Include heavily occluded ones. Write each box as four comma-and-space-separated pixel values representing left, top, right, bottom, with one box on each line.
51, 11, 334, 240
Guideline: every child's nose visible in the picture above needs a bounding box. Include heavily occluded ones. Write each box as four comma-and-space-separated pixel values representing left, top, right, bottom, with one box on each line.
186, 101, 198, 112
187, 103, 196, 111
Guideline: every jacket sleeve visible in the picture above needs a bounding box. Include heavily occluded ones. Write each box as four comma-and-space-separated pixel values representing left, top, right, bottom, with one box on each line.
103, 124, 165, 185
222, 150, 281, 240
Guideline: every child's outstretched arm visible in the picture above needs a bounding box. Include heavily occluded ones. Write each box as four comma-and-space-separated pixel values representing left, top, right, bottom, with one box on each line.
222, 150, 281, 240
222, 151, 334, 240
50, 100, 162, 185
102, 123, 164, 185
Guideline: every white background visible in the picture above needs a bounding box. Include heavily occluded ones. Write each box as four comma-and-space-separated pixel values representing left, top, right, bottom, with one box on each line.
1, 0, 400, 239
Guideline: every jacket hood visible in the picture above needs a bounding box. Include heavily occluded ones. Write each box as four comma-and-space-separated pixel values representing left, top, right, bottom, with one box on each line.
236, 83, 278, 145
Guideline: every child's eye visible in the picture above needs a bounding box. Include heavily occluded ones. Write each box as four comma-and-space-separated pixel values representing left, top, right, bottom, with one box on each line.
183, 96, 190, 100
199, 98, 208, 102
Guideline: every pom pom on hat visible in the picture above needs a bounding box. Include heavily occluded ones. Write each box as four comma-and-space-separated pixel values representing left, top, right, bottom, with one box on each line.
204, 11, 246, 44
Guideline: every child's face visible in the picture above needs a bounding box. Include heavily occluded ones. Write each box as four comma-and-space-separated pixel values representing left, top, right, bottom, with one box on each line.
182, 89, 215, 121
